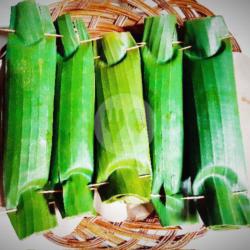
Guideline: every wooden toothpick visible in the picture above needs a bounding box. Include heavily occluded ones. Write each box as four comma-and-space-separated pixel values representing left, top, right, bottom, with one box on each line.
0, 208, 17, 215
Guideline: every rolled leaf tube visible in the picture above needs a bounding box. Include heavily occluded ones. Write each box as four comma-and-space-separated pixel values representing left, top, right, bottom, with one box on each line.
141, 15, 196, 226
3, 0, 57, 238
95, 32, 152, 203
183, 16, 250, 227
51, 14, 95, 217
0, 51, 5, 207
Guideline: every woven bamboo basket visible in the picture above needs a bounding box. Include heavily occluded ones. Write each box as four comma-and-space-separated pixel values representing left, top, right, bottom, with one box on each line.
0, 0, 242, 249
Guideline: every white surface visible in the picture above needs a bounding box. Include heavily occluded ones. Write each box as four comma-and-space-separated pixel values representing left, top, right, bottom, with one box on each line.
0, 1, 250, 250
94, 191, 129, 222
234, 53, 250, 191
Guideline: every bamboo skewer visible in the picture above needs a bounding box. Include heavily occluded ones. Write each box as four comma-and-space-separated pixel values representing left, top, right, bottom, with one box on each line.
0, 28, 15, 34
38, 189, 250, 198
38, 190, 62, 194
1, 42, 190, 60
232, 190, 248, 196
0, 28, 186, 46
93, 43, 146, 60
172, 41, 183, 45
45, 33, 63, 38
126, 43, 145, 51
40, 175, 152, 194
2, 190, 247, 215
151, 190, 248, 200
0, 28, 197, 59
0, 208, 17, 215
179, 45, 192, 51
0, 28, 62, 38
0, 28, 94, 41
1, 28, 186, 60
88, 182, 109, 189
150, 194, 205, 200
80, 36, 102, 43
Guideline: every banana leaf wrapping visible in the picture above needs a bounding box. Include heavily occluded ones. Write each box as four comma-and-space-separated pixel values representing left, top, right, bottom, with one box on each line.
141, 14, 197, 226
183, 16, 250, 228
51, 14, 95, 217
95, 32, 152, 203
3, 0, 57, 238
0, 51, 5, 207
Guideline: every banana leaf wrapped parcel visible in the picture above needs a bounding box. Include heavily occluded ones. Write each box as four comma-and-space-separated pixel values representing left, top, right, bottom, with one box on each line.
3, 0, 57, 239
94, 32, 152, 203
141, 14, 197, 226
183, 16, 250, 228
51, 14, 95, 217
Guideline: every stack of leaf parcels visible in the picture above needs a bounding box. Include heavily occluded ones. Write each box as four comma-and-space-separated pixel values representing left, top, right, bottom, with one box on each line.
1, 0, 250, 240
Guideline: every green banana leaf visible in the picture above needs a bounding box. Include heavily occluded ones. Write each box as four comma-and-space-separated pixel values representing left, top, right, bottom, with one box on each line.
51, 14, 95, 217
3, 0, 57, 238
141, 14, 197, 226
94, 32, 152, 203
8, 189, 57, 239
183, 16, 250, 228
0, 52, 5, 207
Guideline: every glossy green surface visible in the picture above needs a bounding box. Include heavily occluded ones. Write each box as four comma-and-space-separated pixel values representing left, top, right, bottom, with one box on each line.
3, 0, 57, 238
51, 15, 95, 216
184, 16, 250, 227
95, 32, 152, 203
9, 189, 57, 239
0, 52, 5, 206
142, 15, 196, 226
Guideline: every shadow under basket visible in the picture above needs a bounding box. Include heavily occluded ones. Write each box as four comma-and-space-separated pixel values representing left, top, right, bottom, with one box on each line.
2, 0, 242, 249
